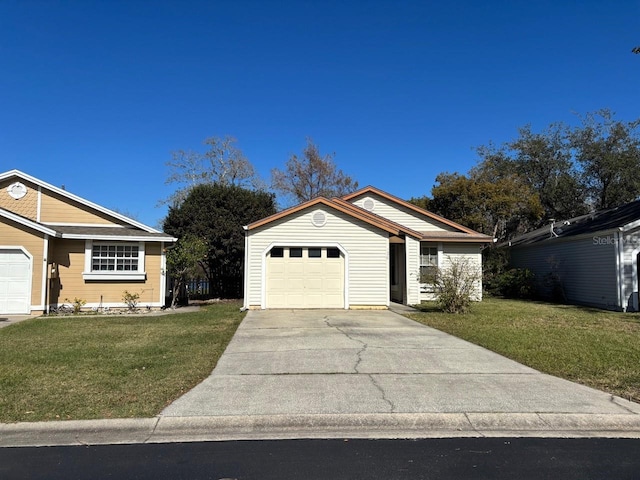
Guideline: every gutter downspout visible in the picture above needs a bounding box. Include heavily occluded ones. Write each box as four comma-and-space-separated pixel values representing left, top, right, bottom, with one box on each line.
615, 228, 626, 311
42, 234, 50, 314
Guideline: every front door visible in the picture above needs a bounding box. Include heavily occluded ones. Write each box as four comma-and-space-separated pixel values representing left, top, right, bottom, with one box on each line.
389, 243, 406, 304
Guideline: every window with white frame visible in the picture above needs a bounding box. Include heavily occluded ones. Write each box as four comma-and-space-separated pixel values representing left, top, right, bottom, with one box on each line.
83, 241, 146, 280
92, 244, 139, 271
420, 244, 438, 285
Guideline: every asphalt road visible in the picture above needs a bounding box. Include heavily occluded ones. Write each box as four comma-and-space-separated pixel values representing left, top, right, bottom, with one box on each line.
2, 438, 640, 480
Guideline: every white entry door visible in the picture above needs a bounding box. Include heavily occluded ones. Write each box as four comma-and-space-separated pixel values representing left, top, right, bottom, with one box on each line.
266, 246, 344, 308
0, 249, 31, 314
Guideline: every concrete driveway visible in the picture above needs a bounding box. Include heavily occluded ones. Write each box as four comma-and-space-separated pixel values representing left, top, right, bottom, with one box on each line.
162, 309, 640, 419
0, 314, 39, 329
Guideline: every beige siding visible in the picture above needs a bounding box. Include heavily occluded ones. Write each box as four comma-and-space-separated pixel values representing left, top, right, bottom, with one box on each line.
50, 239, 165, 308
510, 236, 618, 310
405, 236, 421, 305
247, 206, 389, 308
350, 193, 457, 232
40, 190, 125, 225
0, 178, 39, 220
0, 220, 46, 310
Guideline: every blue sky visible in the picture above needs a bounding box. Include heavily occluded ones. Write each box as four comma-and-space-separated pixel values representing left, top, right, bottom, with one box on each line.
1, 0, 639, 228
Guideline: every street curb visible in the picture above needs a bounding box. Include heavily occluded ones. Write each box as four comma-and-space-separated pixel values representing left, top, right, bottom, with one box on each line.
2, 413, 640, 447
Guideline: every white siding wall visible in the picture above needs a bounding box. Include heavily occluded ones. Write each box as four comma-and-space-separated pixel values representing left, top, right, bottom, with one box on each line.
621, 228, 640, 311
246, 206, 389, 308
351, 194, 456, 232
405, 236, 421, 305
510, 235, 619, 310
441, 243, 483, 300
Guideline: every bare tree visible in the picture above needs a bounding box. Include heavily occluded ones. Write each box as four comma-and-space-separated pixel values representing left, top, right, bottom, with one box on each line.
162, 135, 265, 206
271, 138, 358, 204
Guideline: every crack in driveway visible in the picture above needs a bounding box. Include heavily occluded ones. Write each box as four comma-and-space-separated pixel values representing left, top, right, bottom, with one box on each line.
323, 315, 395, 412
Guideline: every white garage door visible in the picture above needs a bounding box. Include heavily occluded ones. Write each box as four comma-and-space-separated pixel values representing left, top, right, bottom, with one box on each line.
0, 249, 31, 314
266, 246, 344, 308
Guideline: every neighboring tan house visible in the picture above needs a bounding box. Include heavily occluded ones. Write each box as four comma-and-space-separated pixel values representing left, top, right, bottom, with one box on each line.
243, 186, 492, 309
0, 170, 176, 315
507, 199, 640, 312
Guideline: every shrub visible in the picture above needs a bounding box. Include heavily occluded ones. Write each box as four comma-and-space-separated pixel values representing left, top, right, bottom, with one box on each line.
64, 297, 86, 314
492, 268, 536, 299
122, 290, 140, 311
432, 257, 481, 314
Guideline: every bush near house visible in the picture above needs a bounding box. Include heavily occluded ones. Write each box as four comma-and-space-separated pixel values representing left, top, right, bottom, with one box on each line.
430, 257, 481, 314
488, 268, 537, 299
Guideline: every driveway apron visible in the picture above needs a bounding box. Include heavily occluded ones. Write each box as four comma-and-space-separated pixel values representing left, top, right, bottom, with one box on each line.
161, 309, 640, 417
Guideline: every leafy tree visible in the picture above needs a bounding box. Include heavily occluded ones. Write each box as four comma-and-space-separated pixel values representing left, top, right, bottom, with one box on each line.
271, 138, 358, 204
570, 110, 640, 209
426, 172, 544, 242
163, 183, 277, 298
472, 110, 640, 219
474, 124, 587, 223
408, 195, 430, 211
165, 235, 208, 308
163, 135, 264, 206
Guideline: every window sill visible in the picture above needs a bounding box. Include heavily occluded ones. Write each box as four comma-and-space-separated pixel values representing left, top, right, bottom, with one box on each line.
83, 272, 146, 281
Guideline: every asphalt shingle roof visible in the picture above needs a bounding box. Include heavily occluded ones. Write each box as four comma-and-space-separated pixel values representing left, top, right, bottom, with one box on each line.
506, 199, 640, 247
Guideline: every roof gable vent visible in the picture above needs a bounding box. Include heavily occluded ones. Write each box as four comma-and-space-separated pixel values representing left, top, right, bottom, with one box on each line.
362, 198, 375, 211
312, 210, 327, 227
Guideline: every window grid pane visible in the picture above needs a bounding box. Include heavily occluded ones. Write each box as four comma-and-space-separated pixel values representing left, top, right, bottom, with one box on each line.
327, 248, 340, 258
419, 245, 438, 284
92, 244, 139, 271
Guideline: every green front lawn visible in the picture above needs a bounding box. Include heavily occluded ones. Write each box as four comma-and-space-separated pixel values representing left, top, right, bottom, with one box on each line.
0, 302, 245, 423
408, 297, 640, 403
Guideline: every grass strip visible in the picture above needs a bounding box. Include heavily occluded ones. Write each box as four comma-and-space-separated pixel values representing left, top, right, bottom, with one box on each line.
407, 297, 640, 403
0, 302, 245, 423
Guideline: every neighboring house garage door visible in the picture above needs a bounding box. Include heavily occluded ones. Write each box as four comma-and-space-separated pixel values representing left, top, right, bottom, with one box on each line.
0, 249, 31, 314
266, 246, 344, 308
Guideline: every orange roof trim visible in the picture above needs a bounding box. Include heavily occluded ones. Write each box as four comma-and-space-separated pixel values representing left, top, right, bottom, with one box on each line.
246, 187, 493, 244
342, 185, 482, 236
245, 196, 402, 235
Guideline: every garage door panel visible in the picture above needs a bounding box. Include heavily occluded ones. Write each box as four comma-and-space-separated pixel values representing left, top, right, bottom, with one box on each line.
287, 294, 304, 308
324, 278, 342, 291
6, 282, 29, 294
0, 249, 31, 314
287, 263, 304, 275
306, 278, 323, 290
305, 263, 323, 275
266, 247, 344, 309
324, 293, 343, 305
269, 262, 285, 274
324, 263, 342, 275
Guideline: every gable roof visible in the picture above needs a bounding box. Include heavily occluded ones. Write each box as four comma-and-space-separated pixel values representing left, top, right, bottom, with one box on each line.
0, 208, 58, 236
246, 188, 493, 243
0, 207, 176, 242
245, 196, 407, 235
506, 199, 640, 247
0, 169, 161, 234
342, 185, 492, 242
342, 185, 484, 236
